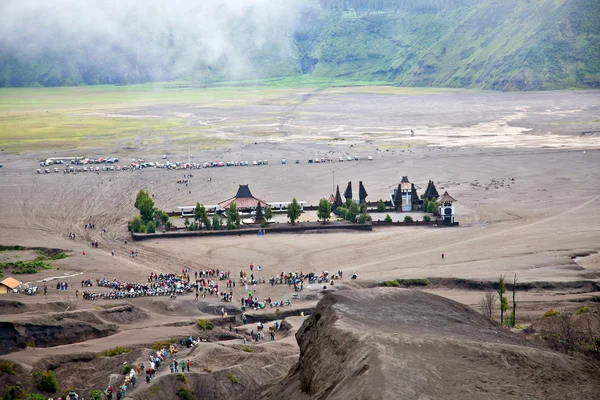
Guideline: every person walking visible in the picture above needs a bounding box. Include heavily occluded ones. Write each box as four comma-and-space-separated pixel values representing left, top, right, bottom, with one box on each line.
181, 360, 186, 373
186, 360, 190, 372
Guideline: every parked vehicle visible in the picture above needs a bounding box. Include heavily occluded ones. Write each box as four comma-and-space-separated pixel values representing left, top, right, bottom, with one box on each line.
37, 169, 42, 174
295, 160, 300, 164
338, 157, 344, 162
282, 159, 286, 164
367, 156, 373, 160
354, 155, 359, 160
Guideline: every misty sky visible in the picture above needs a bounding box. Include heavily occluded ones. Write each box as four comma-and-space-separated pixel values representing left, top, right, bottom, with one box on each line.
0, 0, 308, 79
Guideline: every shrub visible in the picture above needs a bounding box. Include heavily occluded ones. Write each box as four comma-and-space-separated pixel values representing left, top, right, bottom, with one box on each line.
227, 373, 241, 384
395, 278, 430, 287
382, 280, 399, 287
98, 346, 130, 357
376, 199, 386, 212
197, 319, 214, 330
177, 385, 193, 400
384, 214, 393, 223
151, 338, 178, 350
0, 361, 17, 375
576, 307, 590, 315
122, 364, 132, 375
543, 309, 561, 318
176, 373, 188, 384
404, 215, 413, 223
203, 367, 212, 373
89, 390, 103, 400
130, 215, 144, 233
242, 347, 254, 353
38, 371, 58, 392
423, 215, 431, 223
145, 221, 156, 233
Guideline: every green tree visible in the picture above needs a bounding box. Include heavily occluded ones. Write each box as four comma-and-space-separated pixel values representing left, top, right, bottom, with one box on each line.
135, 190, 155, 223
498, 275, 508, 326
227, 202, 241, 228
194, 202, 202, 223
423, 215, 431, 223
404, 215, 413, 223
145, 221, 156, 233
358, 210, 370, 224
287, 198, 302, 224
376, 199, 386, 212
317, 198, 332, 223
264, 206, 273, 222
184, 217, 190, 227
130, 216, 144, 233
38, 371, 57, 392
509, 273, 518, 328
384, 214, 393, 223
345, 201, 360, 222
195, 203, 210, 229
212, 215, 222, 230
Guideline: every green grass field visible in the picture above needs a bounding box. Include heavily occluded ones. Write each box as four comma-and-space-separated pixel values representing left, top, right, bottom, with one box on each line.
0, 78, 471, 153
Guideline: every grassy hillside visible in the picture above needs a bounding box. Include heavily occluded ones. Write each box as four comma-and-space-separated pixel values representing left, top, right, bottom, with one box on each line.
0, 0, 598, 90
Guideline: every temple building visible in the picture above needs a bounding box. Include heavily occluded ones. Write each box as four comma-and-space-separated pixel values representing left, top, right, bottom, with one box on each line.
438, 191, 457, 224
219, 185, 268, 210
358, 181, 368, 204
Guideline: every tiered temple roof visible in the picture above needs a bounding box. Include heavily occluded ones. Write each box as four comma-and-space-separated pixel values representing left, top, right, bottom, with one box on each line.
344, 182, 353, 200
218, 185, 268, 209
358, 181, 368, 204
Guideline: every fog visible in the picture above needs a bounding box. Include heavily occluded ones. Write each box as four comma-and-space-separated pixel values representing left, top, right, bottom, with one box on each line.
0, 0, 309, 81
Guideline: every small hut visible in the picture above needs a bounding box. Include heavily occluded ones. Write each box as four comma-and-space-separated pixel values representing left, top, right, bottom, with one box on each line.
358, 181, 368, 204
0, 277, 21, 295
219, 185, 268, 211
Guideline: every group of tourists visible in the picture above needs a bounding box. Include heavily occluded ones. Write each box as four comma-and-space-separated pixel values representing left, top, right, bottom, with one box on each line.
55, 281, 69, 290
81, 275, 193, 300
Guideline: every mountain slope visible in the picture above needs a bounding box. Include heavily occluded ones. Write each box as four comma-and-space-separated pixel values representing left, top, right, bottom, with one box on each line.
0, 0, 598, 90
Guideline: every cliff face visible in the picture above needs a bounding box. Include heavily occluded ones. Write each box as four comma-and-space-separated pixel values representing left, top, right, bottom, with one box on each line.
256, 288, 600, 400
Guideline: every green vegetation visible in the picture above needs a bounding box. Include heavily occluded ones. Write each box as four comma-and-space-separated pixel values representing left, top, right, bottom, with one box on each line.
287, 198, 302, 224
242, 347, 254, 353
382, 278, 430, 287
89, 390, 103, 400
543, 309, 561, 318
264, 206, 273, 223
227, 373, 241, 384
403, 216, 413, 223
197, 319, 214, 330
131, 190, 171, 234
176, 373, 189, 384
195, 203, 211, 230
498, 275, 508, 326
37, 371, 57, 393
384, 214, 393, 223
176, 385, 193, 400
423, 199, 440, 215
0, 361, 17, 375
423, 215, 431, 223
151, 338, 178, 350
2, 385, 46, 400
376, 199, 386, 212
317, 198, 332, 223
0, 260, 53, 275
576, 307, 590, 315
98, 346, 131, 357
122, 364, 132, 375
226, 202, 241, 230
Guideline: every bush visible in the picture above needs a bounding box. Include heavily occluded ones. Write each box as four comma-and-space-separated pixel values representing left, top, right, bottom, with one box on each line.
377, 199, 386, 212
98, 346, 130, 357
404, 215, 414, 223
122, 364, 132, 375
382, 280, 399, 287
395, 278, 430, 287
38, 371, 58, 392
197, 319, 214, 330
242, 347, 254, 353
89, 390, 103, 400
384, 214, 393, 223
576, 307, 590, 315
176, 373, 188, 384
543, 309, 561, 318
227, 373, 241, 384
151, 338, 178, 350
130, 215, 144, 233
177, 385, 193, 400
52, 252, 67, 260
0, 361, 17, 375
145, 221, 156, 233
423, 215, 431, 223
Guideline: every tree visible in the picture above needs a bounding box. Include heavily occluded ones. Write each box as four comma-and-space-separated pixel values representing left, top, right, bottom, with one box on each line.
336, 207, 347, 219
509, 273, 518, 328
184, 217, 190, 227
130, 216, 144, 233
227, 202, 241, 228
423, 215, 431, 223
38, 371, 57, 392
287, 198, 302, 224
212, 215, 222, 230
498, 275, 508, 326
135, 190, 155, 223
194, 202, 203, 224
478, 291, 496, 319
194, 204, 210, 230
376, 199, 385, 212
404, 215, 413, 223
255, 202, 264, 223
317, 198, 332, 223
145, 221, 156, 233
358, 210, 370, 224
384, 214, 393, 223
264, 206, 273, 222
346, 201, 360, 222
